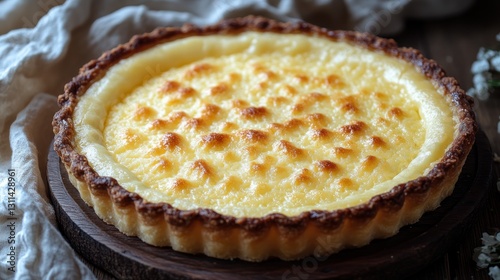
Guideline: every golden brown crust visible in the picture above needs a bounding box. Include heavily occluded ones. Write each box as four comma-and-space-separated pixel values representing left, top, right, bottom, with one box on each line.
52, 15, 477, 261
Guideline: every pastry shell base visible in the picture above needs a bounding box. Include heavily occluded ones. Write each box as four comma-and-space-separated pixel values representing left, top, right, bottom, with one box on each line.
53, 16, 476, 261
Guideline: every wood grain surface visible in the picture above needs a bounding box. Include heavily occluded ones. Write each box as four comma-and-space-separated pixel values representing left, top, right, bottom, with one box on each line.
47, 129, 493, 280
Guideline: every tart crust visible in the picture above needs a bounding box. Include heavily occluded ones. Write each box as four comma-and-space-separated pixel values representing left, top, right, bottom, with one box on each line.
52, 16, 476, 261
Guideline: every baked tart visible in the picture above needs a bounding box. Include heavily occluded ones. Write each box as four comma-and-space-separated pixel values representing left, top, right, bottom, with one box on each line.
52, 16, 476, 261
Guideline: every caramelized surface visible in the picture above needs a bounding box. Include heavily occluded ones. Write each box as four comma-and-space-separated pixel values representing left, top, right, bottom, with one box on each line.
74, 32, 455, 217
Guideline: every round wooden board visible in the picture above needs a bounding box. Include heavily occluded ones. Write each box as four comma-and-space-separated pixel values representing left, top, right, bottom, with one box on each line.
47, 130, 494, 280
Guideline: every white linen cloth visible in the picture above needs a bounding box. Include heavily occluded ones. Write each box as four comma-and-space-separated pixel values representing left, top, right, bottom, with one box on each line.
0, 0, 469, 279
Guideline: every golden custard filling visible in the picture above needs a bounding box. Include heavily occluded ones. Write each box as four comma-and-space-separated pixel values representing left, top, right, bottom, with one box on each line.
74, 32, 455, 218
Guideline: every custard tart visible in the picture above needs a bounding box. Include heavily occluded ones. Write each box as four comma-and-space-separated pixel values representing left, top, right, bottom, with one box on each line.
52, 16, 476, 261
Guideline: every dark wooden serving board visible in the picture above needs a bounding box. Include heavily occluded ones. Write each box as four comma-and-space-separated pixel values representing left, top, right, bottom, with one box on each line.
47, 130, 494, 280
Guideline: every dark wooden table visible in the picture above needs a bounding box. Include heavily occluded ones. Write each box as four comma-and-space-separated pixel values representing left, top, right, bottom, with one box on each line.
393, 0, 500, 278
72, 0, 500, 278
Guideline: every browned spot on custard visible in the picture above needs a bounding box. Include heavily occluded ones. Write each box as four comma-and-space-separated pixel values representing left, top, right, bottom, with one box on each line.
276, 140, 303, 158
240, 106, 268, 120
259, 71, 277, 80
296, 92, 327, 109
201, 133, 230, 149
376, 102, 388, 111
150, 119, 171, 130
183, 118, 205, 130
223, 151, 239, 162
284, 85, 297, 95
170, 111, 189, 121
238, 129, 268, 144
310, 128, 333, 140
253, 183, 271, 195
375, 117, 390, 126
270, 165, 289, 180
210, 83, 229, 95
227, 72, 241, 82
220, 176, 242, 193
190, 160, 212, 179
307, 92, 327, 102
325, 74, 344, 88
339, 95, 355, 102
374, 92, 388, 100
184, 63, 214, 79
268, 123, 282, 132
305, 113, 328, 127
189, 63, 212, 74
231, 99, 249, 109
341, 102, 358, 114
267, 96, 289, 107
159, 111, 189, 129
294, 74, 309, 83
258, 82, 268, 89
221, 121, 238, 132
263, 155, 277, 165
395, 136, 406, 144
285, 118, 304, 129
155, 157, 172, 171
338, 96, 358, 114
333, 147, 353, 158
362, 155, 378, 171
370, 136, 386, 148
252, 63, 267, 72
133, 106, 156, 120
359, 88, 371, 96
339, 121, 366, 135
201, 104, 221, 119
244, 145, 261, 160
160, 132, 182, 150
269, 118, 304, 134
315, 160, 338, 173
338, 177, 353, 189
388, 107, 404, 119
123, 129, 141, 147
178, 87, 196, 98
148, 146, 164, 156
171, 178, 190, 190
164, 86, 197, 105
250, 162, 266, 175
292, 103, 305, 115
294, 168, 313, 184
160, 80, 181, 93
